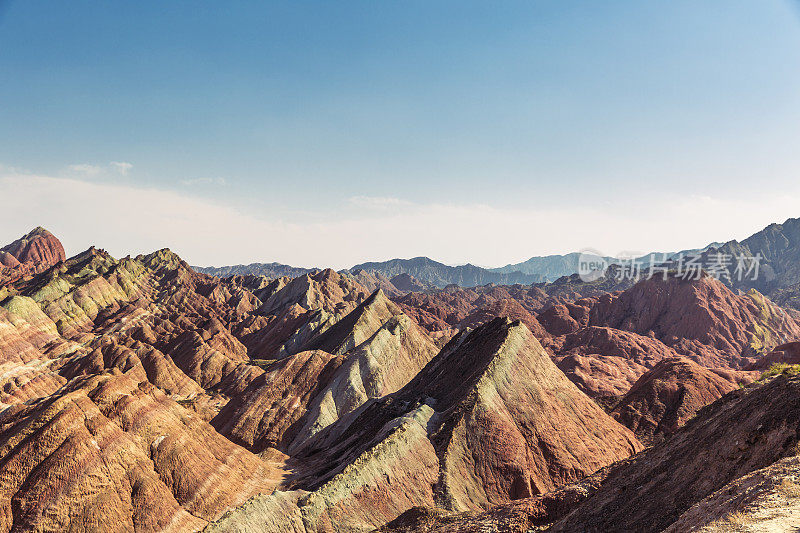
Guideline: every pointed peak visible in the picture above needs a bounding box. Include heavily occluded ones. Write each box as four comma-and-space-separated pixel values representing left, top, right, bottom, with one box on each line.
65, 246, 115, 270
365, 287, 387, 302
140, 248, 189, 271
357, 288, 400, 316
312, 267, 340, 282
25, 226, 52, 238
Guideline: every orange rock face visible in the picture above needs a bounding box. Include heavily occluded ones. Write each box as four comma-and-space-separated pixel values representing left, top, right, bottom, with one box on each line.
382, 374, 800, 533
0, 232, 455, 531
394, 285, 550, 337
392, 273, 798, 404
0, 244, 294, 531
533, 275, 800, 400
586, 274, 800, 367
0, 251, 21, 269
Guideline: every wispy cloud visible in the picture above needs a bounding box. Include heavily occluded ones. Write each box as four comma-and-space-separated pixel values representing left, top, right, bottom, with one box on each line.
67, 163, 104, 177
67, 161, 133, 177
109, 161, 133, 175
348, 195, 411, 209
179, 177, 227, 186
0, 163, 30, 174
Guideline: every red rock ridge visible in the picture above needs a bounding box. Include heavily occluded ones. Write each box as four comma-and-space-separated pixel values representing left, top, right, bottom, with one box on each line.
1, 226, 66, 266
611, 356, 756, 442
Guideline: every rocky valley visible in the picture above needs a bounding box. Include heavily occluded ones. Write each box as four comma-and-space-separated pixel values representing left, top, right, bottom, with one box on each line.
2, 224, 800, 532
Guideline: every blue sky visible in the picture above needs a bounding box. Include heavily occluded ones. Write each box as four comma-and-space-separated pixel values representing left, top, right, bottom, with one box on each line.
2, 1, 800, 268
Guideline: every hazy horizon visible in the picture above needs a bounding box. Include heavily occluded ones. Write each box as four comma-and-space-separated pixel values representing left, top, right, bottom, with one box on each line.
0, 214, 787, 272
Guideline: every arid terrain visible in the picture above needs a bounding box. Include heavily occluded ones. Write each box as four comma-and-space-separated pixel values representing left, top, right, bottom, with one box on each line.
2, 221, 800, 532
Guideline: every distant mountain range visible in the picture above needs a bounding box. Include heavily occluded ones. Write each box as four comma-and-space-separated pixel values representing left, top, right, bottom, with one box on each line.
194, 262, 319, 279
196, 258, 542, 287
348, 257, 539, 287
196, 217, 800, 294
704, 217, 800, 309
491, 245, 723, 277
195, 244, 723, 289
491, 252, 610, 278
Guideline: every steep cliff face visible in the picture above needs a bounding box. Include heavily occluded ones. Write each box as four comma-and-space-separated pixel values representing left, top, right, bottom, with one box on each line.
0, 244, 290, 531
531, 274, 798, 400
391, 272, 798, 404
232, 268, 371, 359
0, 237, 457, 532
213, 290, 440, 455
378, 372, 800, 533
418, 319, 641, 510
